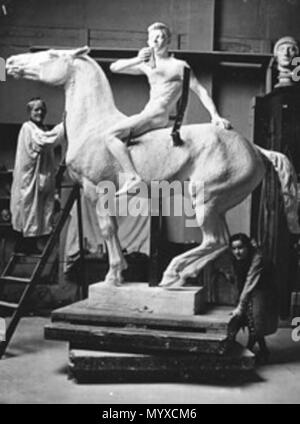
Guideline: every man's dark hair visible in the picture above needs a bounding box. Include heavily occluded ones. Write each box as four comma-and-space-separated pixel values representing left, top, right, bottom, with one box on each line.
229, 233, 253, 251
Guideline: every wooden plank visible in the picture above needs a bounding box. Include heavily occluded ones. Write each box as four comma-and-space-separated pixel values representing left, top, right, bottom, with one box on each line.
45, 322, 230, 355
89, 29, 145, 49
68, 343, 255, 383
88, 282, 206, 316
217, 37, 271, 54
0, 25, 87, 48
51, 300, 232, 334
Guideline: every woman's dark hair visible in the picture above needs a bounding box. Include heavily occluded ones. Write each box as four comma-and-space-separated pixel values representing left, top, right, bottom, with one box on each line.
229, 233, 253, 251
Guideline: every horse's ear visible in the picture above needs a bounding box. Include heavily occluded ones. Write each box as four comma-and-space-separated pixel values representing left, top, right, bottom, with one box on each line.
72, 46, 91, 58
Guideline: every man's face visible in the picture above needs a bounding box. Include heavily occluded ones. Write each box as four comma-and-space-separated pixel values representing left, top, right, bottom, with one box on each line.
276, 42, 298, 68
231, 240, 249, 261
147, 29, 169, 51
29, 101, 46, 125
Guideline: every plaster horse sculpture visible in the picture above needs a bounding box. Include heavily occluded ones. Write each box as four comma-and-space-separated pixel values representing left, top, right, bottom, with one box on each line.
6, 47, 300, 289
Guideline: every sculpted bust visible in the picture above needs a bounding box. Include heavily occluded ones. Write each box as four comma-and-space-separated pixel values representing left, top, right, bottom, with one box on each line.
274, 36, 299, 87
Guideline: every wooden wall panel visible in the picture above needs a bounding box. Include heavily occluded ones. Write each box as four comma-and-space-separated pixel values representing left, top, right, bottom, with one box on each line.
216, 0, 300, 52
1, 0, 85, 29
0, 25, 87, 48
86, 0, 215, 50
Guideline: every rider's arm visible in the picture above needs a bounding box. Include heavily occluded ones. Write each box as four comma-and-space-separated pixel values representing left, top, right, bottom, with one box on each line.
110, 57, 144, 75
189, 70, 231, 129
110, 48, 151, 75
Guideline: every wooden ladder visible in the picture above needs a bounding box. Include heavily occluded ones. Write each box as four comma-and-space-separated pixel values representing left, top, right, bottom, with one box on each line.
0, 183, 85, 358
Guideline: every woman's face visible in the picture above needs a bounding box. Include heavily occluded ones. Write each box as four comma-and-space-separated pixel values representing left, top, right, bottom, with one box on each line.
231, 239, 249, 261
29, 101, 46, 125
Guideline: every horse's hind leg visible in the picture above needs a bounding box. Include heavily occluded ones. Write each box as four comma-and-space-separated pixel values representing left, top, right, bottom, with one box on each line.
160, 197, 230, 287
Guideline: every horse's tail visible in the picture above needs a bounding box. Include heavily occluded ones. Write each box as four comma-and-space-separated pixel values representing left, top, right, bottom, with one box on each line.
256, 145, 300, 234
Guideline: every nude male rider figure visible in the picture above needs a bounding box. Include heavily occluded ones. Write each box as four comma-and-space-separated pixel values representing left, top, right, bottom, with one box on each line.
107, 22, 232, 196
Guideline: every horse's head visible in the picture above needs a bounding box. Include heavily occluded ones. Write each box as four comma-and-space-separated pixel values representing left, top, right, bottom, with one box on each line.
6, 46, 90, 85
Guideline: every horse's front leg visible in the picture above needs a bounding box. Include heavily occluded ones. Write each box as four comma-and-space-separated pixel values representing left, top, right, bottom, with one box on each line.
96, 195, 127, 286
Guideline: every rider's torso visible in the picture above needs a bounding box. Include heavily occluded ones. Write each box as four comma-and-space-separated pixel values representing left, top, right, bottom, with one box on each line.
141, 57, 188, 115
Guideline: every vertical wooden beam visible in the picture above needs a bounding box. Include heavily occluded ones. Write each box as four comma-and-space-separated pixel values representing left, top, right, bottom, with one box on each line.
76, 186, 86, 299
148, 191, 163, 286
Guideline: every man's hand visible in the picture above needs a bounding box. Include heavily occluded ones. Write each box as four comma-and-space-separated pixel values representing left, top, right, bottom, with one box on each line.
211, 115, 232, 130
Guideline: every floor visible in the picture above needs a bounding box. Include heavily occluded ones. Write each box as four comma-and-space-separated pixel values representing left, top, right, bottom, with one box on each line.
0, 317, 299, 404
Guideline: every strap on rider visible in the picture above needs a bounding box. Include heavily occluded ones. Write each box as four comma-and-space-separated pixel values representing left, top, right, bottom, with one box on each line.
171, 66, 191, 146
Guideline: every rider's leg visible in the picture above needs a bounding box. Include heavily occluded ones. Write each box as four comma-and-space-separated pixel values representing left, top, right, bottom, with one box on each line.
106, 112, 159, 196
106, 134, 142, 195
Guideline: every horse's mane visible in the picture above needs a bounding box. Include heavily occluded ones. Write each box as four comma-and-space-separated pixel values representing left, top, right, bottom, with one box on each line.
72, 53, 118, 112
76, 54, 109, 82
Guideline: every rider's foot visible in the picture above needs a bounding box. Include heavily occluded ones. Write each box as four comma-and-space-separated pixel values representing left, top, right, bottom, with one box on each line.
115, 175, 142, 197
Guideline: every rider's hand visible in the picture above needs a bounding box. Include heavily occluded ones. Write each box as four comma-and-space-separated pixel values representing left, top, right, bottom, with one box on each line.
137, 47, 152, 63
211, 115, 232, 130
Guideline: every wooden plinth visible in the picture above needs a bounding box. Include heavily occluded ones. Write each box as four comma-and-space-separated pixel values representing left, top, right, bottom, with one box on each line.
88, 282, 206, 316
69, 345, 255, 383
45, 321, 228, 355
51, 300, 232, 334
44, 300, 249, 383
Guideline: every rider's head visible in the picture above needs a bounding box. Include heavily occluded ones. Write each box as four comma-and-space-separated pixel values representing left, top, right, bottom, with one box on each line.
147, 22, 172, 50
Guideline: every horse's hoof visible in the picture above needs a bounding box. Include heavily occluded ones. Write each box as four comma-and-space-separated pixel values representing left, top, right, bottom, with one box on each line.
102, 277, 123, 287
159, 272, 184, 288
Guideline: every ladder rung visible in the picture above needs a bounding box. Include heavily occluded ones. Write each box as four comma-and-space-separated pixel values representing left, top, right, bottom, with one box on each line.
13, 253, 43, 259
0, 300, 18, 310
0, 276, 31, 284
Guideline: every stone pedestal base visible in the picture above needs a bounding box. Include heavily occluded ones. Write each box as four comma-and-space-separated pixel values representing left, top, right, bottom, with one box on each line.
88, 282, 206, 316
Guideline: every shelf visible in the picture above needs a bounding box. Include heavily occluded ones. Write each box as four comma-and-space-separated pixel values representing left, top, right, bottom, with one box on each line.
30, 46, 273, 70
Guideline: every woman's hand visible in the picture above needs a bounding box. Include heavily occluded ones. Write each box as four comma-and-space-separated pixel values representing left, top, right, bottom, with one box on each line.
34, 125, 62, 146
230, 305, 244, 319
